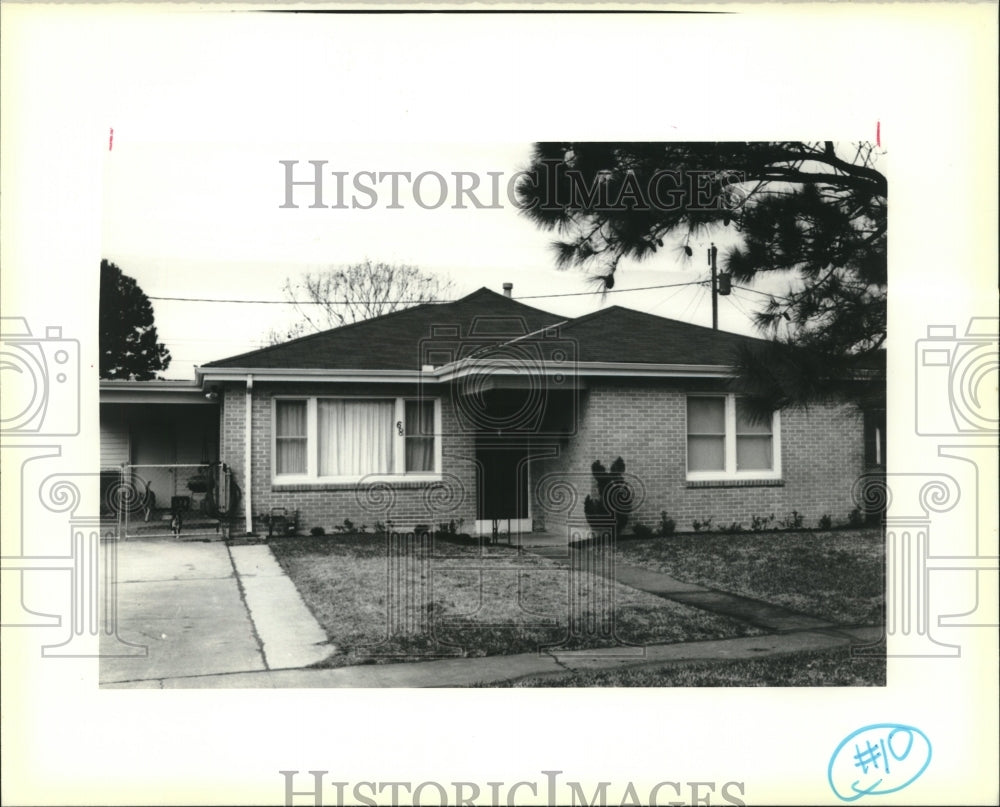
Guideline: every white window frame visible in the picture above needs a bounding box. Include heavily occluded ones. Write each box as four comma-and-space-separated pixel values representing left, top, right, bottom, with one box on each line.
685, 393, 782, 481
271, 395, 442, 484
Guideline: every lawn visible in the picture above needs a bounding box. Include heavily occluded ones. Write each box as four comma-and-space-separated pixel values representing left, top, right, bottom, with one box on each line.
270, 533, 764, 667
488, 645, 887, 687
614, 527, 884, 625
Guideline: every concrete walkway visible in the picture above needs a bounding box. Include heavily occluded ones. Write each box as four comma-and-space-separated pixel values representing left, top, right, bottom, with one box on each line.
102, 625, 882, 688
229, 545, 333, 669
100, 540, 266, 684
100, 539, 333, 686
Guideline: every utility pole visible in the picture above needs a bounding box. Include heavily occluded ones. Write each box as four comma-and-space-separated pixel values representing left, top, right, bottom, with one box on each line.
707, 242, 731, 330
709, 243, 719, 330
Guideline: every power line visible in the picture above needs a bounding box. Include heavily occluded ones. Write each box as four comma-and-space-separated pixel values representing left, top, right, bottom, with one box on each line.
145, 280, 705, 306
678, 282, 707, 323
732, 283, 791, 302
725, 290, 756, 322
648, 279, 707, 315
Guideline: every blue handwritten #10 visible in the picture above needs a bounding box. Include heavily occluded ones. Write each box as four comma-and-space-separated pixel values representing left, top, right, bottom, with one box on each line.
828, 723, 932, 801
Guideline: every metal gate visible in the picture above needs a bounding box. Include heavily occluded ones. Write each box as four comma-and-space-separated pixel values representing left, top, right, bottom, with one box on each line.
101, 462, 240, 541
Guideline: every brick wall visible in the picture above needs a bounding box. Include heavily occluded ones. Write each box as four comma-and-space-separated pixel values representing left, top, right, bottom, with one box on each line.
531, 379, 866, 533
220, 377, 865, 537
219, 381, 477, 534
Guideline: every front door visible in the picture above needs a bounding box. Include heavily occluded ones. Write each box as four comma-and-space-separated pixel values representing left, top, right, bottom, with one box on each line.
475, 440, 532, 535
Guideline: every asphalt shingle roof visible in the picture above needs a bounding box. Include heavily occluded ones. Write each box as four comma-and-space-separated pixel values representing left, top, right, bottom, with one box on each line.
560, 305, 763, 365
203, 287, 765, 371
203, 288, 564, 370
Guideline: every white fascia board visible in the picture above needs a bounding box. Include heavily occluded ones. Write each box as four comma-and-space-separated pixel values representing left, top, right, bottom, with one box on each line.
99, 380, 214, 404
197, 367, 428, 384
437, 361, 733, 381
196, 361, 734, 386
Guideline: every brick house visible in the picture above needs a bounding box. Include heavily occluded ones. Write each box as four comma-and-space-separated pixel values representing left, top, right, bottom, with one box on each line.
102, 286, 882, 536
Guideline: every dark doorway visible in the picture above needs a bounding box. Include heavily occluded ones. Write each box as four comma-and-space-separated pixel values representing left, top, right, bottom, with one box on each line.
476, 439, 531, 533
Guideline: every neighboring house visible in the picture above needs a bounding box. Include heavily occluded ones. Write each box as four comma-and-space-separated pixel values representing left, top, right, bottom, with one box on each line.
101, 286, 883, 536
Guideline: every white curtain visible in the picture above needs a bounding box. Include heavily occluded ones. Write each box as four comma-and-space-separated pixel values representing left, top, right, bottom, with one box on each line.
318, 399, 394, 476
405, 400, 435, 472
275, 401, 307, 475
687, 397, 725, 471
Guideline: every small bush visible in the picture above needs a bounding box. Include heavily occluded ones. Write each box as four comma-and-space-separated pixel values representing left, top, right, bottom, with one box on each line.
433, 519, 465, 540
583, 457, 635, 535
658, 511, 676, 537
847, 508, 865, 528
309, 526, 326, 536
818, 514, 833, 530
722, 521, 744, 533
632, 523, 655, 540
692, 517, 713, 533
779, 510, 804, 530
750, 513, 775, 532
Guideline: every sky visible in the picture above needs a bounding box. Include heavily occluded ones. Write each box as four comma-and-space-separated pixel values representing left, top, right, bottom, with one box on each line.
89, 12, 798, 378
102, 137, 776, 377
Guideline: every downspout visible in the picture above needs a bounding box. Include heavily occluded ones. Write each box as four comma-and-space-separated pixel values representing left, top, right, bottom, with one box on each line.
244, 374, 254, 535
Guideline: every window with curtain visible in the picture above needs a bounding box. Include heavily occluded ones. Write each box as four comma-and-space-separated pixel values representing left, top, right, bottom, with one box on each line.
272, 396, 438, 481
686, 394, 779, 479
318, 399, 394, 476
405, 400, 435, 472
275, 400, 308, 475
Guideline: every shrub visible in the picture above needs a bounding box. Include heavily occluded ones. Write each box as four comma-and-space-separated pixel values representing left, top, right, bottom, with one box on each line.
847, 508, 865, 528
309, 526, 325, 536
818, 514, 833, 530
722, 521, 744, 533
332, 518, 355, 534
692, 517, 713, 533
779, 510, 804, 530
632, 523, 655, 540
583, 457, 634, 535
750, 513, 775, 532
658, 511, 676, 537
434, 520, 465, 540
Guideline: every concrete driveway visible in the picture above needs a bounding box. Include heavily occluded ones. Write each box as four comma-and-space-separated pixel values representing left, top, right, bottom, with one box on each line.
100, 540, 266, 686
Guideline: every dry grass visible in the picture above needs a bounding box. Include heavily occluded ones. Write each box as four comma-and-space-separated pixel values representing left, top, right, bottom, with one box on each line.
615, 528, 884, 625
271, 534, 765, 667
492, 645, 887, 687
